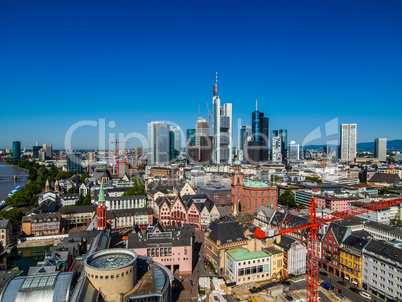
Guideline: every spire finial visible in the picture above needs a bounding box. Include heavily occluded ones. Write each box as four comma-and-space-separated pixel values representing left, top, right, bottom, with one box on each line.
216, 71, 218, 85
256, 99, 258, 111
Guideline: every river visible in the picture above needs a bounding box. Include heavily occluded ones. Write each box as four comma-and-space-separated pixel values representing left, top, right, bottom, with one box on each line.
0, 162, 29, 202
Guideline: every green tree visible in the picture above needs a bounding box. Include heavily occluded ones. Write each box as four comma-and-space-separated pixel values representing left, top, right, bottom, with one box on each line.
0, 207, 23, 226
56, 171, 71, 180
67, 186, 79, 194
379, 186, 390, 195
306, 176, 323, 183
278, 190, 296, 207
271, 175, 284, 182
80, 173, 90, 183
123, 177, 145, 196
82, 192, 91, 205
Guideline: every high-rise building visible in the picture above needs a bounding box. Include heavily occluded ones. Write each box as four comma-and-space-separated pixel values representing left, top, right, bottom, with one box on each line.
67, 151, 82, 173
239, 125, 251, 151
212, 74, 233, 164
186, 129, 196, 147
251, 100, 269, 161
135, 147, 144, 157
323, 146, 332, 157
173, 127, 181, 154
339, 124, 357, 160
271, 136, 281, 162
195, 117, 210, 147
200, 135, 213, 165
42, 143, 52, 160
12, 141, 21, 159
38, 149, 46, 161
32, 146, 42, 159
289, 141, 300, 161
271, 129, 287, 163
147, 122, 169, 165
169, 130, 175, 161
374, 138, 387, 162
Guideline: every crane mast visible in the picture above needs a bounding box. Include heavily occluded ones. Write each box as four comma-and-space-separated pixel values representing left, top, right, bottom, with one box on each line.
254, 196, 402, 302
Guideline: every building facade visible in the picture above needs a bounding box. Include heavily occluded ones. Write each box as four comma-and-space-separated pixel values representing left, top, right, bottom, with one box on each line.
12, 141, 21, 159
374, 138, 387, 162
340, 123, 357, 161
147, 121, 169, 165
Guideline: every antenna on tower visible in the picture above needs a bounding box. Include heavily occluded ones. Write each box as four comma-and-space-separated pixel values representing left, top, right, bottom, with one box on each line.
198, 103, 201, 117
256, 99, 258, 111
216, 71, 218, 85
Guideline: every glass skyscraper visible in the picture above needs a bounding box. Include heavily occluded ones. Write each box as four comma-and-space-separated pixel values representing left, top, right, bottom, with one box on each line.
186, 129, 196, 147
67, 151, 82, 173
12, 141, 21, 159
147, 122, 169, 165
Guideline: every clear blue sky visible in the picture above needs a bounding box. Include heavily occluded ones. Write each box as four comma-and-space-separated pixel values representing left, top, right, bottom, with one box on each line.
1, 0, 401, 150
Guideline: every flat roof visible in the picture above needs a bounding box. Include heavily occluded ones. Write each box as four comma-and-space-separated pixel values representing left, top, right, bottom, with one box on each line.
226, 247, 269, 262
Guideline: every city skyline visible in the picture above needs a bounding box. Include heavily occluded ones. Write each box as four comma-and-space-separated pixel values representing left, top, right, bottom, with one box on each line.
1, 0, 402, 149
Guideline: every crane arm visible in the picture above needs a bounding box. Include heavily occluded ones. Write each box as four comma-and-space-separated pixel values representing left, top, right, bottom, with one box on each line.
254, 222, 313, 239
319, 197, 402, 224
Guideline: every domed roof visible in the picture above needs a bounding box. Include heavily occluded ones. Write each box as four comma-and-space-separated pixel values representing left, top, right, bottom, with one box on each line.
234, 160, 241, 165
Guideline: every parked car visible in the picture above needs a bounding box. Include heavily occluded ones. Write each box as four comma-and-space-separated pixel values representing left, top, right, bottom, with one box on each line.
319, 271, 328, 276
337, 281, 347, 286
349, 287, 359, 293
359, 291, 372, 300
335, 293, 346, 300
322, 282, 334, 290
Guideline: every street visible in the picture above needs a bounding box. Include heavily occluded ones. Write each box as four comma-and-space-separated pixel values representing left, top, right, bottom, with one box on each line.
318, 270, 385, 302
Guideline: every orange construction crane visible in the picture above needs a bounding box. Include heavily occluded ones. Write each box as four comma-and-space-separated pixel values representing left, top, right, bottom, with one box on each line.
206, 101, 212, 126
254, 196, 402, 302
110, 139, 131, 175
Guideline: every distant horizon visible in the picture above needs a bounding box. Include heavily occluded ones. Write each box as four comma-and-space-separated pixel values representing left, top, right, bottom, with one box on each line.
1, 0, 401, 149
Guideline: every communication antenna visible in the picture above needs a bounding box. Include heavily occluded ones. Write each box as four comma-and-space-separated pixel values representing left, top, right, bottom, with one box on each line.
198, 103, 201, 117
256, 99, 258, 111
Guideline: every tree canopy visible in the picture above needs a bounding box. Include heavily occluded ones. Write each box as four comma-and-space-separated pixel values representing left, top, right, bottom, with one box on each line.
123, 177, 145, 196
278, 190, 296, 207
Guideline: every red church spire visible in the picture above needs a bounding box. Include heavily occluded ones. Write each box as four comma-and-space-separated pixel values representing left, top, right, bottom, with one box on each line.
97, 182, 107, 230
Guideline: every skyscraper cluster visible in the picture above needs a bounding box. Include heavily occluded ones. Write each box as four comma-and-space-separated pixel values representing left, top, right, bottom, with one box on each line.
147, 122, 181, 165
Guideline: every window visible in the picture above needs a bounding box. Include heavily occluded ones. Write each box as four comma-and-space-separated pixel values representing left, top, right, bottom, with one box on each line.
255, 199, 258, 210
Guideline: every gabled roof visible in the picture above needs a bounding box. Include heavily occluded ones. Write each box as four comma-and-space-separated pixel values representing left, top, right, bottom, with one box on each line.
369, 173, 401, 184
365, 239, 402, 263
341, 233, 370, 251
274, 235, 296, 250
208, 219, 246, 244
326, 223, 349, 245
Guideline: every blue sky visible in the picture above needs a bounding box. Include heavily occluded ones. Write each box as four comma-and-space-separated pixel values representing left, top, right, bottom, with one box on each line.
1, 0, 401, 150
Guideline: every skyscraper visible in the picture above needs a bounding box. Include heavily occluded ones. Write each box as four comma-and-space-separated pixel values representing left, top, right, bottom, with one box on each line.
374, 138, 387, 162
340, 124, 357, 160
186, 129, 196, 147
212, 74, 232, 164
67, 151, 82, 173
169, 130, 175, 161
239, 125, 251, 151
250, 100, 269, 161
12, 141, 21, 159
147, 122, 169, 165
42, 143, 52, 160
195, 117, 210, 147
271, 136, 281, 162
279, 129, 288, 163
289, 141, 300, 161
32, 145, 42, 158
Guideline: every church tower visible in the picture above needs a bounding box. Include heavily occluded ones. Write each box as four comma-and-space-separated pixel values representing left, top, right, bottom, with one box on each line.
54, 179, 60, 192
45, 179, 50, 192
231, 160, 244, 212
178, 164, 185, 181
97, 183, 107, 230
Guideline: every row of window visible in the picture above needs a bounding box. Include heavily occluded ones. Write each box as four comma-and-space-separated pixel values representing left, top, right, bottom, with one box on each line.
86, 268, 133, 280
238, 265, 265, 276
237, 273, 269, 283
237, 188, 275, 196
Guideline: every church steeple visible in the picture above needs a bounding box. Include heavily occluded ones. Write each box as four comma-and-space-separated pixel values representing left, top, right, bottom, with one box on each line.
97, 182, 107, 230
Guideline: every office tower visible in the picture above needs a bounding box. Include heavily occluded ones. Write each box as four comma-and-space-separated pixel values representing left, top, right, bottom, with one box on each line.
279, 129, 288, 163
169, 130, 175, 161
239, 125, 251, 151
340, 124, 357, 160
12, 141, 21, 159
271, 136, 281, 162
374, 138, 387, 161
200, 136, 213, 165
147, 122, 169, 165
32, 146, 42, 158
87, 152, 96, 162
186, 129, 196, 147
42, 143, 52, 160
289, 141, 300, 161
38, 149, 46, 161
323, 146, 332, 157
212, 74, 233, 164
173, 127, 181, 154
195, 117, 210, 147
67, 151, 82, 173
251, 100, 269, 161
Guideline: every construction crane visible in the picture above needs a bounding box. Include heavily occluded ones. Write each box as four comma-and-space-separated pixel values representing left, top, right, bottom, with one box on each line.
206, 101, 212, 126
254, 196, 402, 302
110, 139, 131, 175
